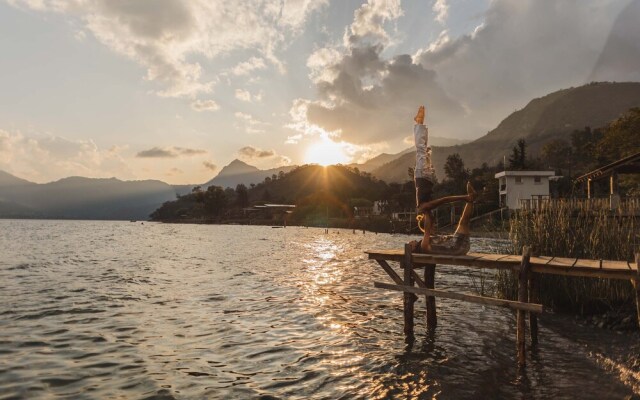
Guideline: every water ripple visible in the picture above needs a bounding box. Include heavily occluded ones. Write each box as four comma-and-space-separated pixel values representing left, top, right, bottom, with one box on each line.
0, 221, 637, 399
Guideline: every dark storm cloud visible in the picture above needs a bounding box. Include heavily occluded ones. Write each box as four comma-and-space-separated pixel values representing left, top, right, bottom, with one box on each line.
306, 45, 468, 144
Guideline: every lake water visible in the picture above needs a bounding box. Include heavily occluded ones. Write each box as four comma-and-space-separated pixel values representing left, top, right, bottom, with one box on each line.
1, 220, 638, 399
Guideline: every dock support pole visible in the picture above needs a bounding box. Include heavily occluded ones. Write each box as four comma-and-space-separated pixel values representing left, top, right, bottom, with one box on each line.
424, 263, 437, 331
528, 270, 539, 347
402, 243, 416, 341
517, 246, 531, 367
634, 253, 640, 330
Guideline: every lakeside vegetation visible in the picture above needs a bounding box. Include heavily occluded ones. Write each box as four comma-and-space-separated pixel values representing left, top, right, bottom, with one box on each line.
499, 203, 638, 314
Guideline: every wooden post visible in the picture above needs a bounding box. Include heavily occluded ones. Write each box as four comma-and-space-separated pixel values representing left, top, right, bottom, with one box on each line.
517, 246, 531, 367
528, 270, 539, 347
424, 263, 437, 331
634, 253, 640, 330
402, 243, 416, 341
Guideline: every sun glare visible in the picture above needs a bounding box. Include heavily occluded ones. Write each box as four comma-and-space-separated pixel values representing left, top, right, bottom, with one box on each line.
304, 136, 350, 166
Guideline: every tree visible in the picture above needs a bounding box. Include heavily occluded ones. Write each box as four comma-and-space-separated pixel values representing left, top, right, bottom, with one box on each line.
235, 184, 249, 208
596, 107, 640, 162
541, 139, 573, 174
262, 189, 271, 202
204, 186, 227, 216
444, 153, 469, 190
508, 138, 527, 170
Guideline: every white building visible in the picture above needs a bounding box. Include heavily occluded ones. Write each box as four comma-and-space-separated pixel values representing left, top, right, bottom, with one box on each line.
495, 170, 555, 210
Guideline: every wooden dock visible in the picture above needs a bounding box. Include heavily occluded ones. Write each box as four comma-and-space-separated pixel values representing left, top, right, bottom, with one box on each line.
366, 246, 640, 367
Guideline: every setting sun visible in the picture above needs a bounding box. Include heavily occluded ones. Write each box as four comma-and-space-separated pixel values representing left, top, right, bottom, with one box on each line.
304, 135, 350, 166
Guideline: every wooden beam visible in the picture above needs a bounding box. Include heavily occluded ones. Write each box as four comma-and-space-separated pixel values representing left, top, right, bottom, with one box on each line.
424, 263, 437, 330
517, 246, 531, 368
376, 259, 403, 286
634, 253, 640, 331
373, 282, 543, 314
411, 269, 426, 288
402, 243, 416, 341
528, 268, 539, 347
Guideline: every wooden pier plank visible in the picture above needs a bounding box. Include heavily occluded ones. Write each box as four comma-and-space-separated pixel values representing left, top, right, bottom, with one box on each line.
575, 259, 603, 270
601, 260, 633, 271
375, 259, 404, 286
543, 257, 577, 268
366, 250, 638, 280
374, 281, 543, 313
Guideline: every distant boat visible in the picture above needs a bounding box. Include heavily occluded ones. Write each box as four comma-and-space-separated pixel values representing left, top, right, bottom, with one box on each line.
271, 226, 284, 228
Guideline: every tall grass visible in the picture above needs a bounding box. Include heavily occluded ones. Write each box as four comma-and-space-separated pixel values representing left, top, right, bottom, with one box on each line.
498, 200, 639, 313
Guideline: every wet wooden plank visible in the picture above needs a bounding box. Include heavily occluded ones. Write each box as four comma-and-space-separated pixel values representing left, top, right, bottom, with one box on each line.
530, 256, 554, 265
374, 281, 543, 313
601, 260, 632, 272
496, 255, 522, 263
375, 260, 403, 286
411, 270, 426, 288
544, 257, 577, 268
367, 249, 404, 262
475, 253, 512, 262
412, 254, 519, 270
365, 250, 638, 280
575, 259, 603, 270
529, 264, 636, 280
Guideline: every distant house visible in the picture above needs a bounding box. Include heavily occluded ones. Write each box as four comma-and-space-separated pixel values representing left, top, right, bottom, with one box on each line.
372, 200, 388, 216
353, 206, 373, 218
495, 171, 555, 210
243, 203, 295, 219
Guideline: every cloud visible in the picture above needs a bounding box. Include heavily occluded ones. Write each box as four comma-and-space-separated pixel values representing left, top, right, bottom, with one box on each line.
191, 99, 220, 112
414, 0, 629, 134
237, 146, 275, 158
234, 112, 269, 134
345, 0, 402, 46
235, 88, 263, 102
290, 0, 465, 145
232, 57, 267, 76
237, 145, 291, 166
136, 146, 207, 158
9, 0, 328, 97
291, 0, 633, 148
0, 129, 133, 183
432, 0, 449, 25
203, 160, 217, 172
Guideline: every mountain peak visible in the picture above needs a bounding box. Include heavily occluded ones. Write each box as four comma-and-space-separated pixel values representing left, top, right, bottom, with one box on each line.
217, 159, 260, 177
0, 170, 35, 186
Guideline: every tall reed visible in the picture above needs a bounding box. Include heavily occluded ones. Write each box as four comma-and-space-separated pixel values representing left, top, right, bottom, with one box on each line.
498, 200, 638, 313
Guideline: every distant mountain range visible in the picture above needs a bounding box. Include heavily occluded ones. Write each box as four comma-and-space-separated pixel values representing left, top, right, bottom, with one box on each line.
2, 81, 638, 219
371, 82, 640, 183
0, 171, 176, 220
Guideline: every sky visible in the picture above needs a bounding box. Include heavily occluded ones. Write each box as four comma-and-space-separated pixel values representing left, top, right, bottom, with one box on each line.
0, 0, 638, 184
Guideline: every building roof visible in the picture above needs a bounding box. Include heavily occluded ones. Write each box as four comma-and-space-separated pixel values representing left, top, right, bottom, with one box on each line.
494, 170, 555, 178
575, 151, 640, 182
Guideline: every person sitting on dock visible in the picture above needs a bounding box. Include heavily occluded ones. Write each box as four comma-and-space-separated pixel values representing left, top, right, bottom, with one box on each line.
411, 105, 478, 255
410, 182, 478, 255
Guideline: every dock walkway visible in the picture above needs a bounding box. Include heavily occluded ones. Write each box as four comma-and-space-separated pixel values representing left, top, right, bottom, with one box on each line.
366, 246, 640, 367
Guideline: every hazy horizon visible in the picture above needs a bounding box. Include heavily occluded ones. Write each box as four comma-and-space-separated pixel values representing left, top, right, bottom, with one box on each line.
1, 0, 639, 184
